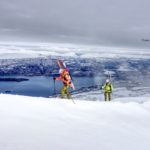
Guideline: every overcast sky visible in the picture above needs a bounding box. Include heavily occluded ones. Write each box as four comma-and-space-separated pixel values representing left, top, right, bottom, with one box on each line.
0, 0, 150, 48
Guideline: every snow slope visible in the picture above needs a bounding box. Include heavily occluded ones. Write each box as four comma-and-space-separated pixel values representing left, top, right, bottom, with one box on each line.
0, 94, 150, 150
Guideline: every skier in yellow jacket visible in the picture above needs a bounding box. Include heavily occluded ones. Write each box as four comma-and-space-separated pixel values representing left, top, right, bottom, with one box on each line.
102, 79, 113, 101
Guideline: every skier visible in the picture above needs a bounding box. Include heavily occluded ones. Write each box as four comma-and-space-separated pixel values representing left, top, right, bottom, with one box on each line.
53, 68, 74, 99
102, 79, 113, 101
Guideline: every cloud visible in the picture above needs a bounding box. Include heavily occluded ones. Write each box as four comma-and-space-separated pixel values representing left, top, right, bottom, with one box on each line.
0, 0, 150, 48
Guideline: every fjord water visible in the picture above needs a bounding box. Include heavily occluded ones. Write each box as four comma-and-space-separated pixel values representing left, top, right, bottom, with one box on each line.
0, 76, 97, 97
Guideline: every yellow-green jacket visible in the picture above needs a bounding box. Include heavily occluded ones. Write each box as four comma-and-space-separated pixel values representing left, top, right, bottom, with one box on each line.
102, 82, 113, 92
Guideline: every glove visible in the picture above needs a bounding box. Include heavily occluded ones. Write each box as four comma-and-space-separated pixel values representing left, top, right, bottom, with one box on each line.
53, 77, 56, 80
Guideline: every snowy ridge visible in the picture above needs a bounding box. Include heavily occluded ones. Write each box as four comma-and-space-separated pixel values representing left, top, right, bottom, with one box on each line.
72, 87, 150, 101
0, 94, 150, 150
0, 42, 150, 59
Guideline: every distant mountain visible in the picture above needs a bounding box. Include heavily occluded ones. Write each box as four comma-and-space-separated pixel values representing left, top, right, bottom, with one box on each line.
0, 56, 150, 89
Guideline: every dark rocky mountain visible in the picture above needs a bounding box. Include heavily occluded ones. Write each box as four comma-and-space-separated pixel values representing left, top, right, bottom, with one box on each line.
0, 56, 149, 87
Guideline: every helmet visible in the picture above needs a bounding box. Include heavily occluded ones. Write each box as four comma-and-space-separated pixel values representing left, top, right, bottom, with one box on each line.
59, 69, 63, 74
59, 68, 68, 74
106, 79, 110, 83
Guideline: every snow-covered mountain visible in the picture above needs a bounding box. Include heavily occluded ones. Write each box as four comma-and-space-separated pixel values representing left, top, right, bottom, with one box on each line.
0, 42, 150, 59
0, 42, 149, 98
0, 94, 150, 150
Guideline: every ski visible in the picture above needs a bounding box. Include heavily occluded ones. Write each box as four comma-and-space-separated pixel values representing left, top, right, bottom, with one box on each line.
57, 59, 66, 69
53, 59, 76, 103
56, 59, 75, 90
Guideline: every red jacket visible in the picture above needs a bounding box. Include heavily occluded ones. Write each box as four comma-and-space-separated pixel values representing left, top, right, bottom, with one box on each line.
56, 69, 75, 89
56, 69, 71, 85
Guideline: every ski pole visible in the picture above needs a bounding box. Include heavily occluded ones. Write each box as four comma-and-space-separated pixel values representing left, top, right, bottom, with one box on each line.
70, 97, 76, 104
53, 78, 57, 97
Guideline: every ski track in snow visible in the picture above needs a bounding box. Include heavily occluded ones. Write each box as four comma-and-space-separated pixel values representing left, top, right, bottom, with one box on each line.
0, 94, 150, 150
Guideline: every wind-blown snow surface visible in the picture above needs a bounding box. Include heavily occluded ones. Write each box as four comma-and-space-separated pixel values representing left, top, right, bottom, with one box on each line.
0, 94, 150, 150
